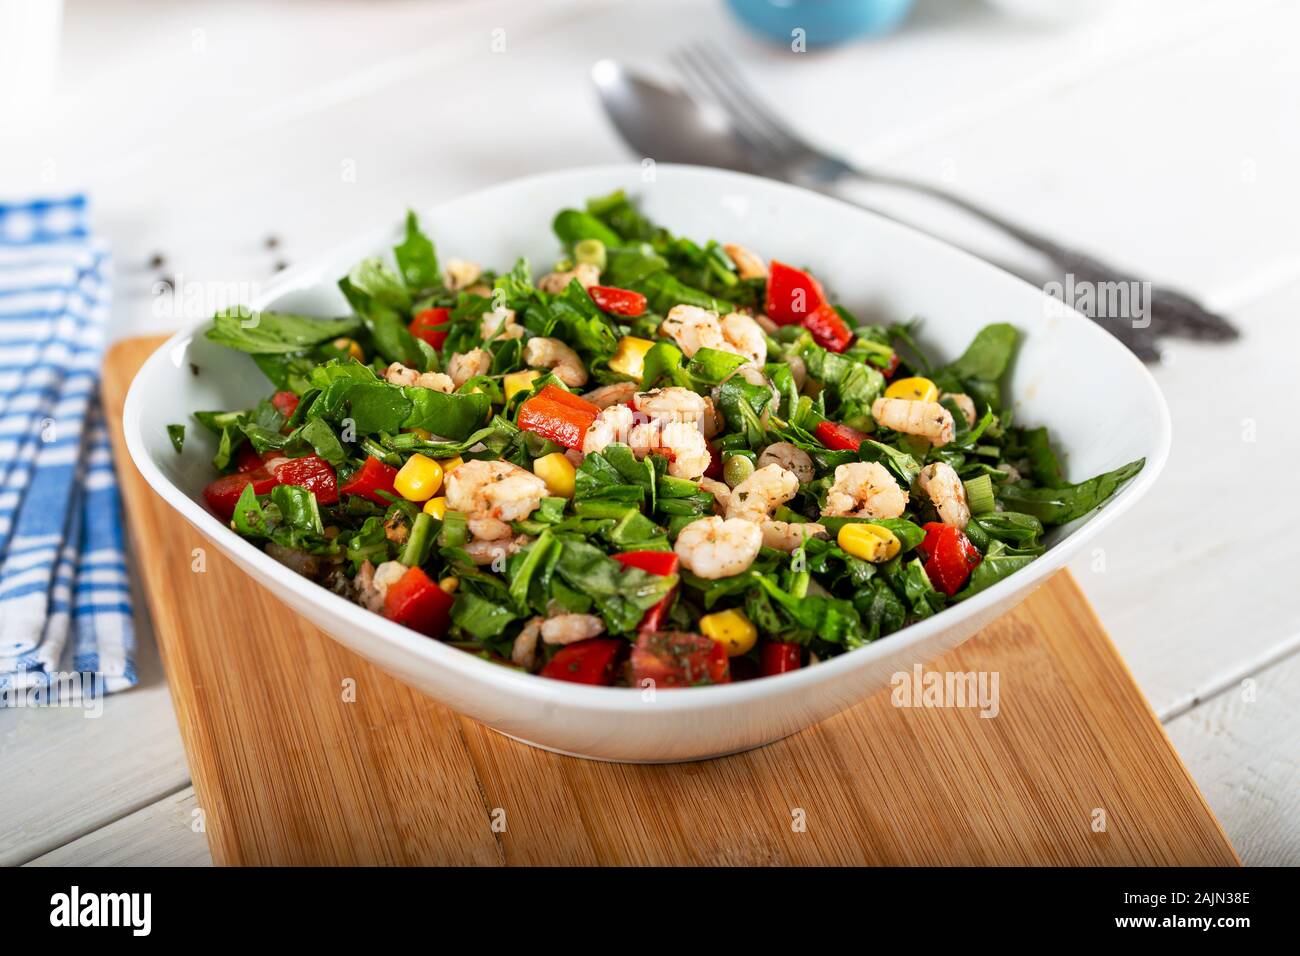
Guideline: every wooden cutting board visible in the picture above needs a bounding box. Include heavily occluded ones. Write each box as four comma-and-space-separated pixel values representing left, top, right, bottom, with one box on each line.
102, 336, 1237, 866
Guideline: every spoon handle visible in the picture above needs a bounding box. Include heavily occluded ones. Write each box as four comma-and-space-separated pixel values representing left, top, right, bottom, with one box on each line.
838, 166, 1239, 345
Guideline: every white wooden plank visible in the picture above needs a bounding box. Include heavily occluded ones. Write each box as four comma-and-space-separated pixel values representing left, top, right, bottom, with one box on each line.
1063, 278, 1300, 717
853, 0, 1300, 300
1166, 651, 1300, 866
0, 560, 191, 866
25, 786, 211, 867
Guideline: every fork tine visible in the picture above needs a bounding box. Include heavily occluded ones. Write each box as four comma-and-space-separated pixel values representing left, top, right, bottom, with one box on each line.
673, 45, 796, 168
669, 48, 780, 162
685, 41, 808, 155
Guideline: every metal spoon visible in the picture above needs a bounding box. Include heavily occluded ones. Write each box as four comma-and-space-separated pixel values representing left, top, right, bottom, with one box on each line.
591, 57, 1237, 361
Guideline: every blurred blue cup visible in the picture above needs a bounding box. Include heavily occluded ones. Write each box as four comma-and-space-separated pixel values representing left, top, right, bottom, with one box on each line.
726, 0, 916, 45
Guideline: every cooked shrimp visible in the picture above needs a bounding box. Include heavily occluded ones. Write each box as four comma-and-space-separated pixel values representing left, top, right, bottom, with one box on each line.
942, 392, 977, 428
822, 462, 908, 519
762, 520, 829, 552
445, 459, 548, 523
723, 243, 767, 280
583, 403, 636, 455
786, 353, 807, 391
447, 348, 491, 387
698, 477, 731, 515
758, 442, 815, 484
524, 336, 588, 387
582, 381, 638, 409
467, 516, 512, 541
443, 258, 482, 291
917, 462, 970, 530
463, 533, 533, 567
383, 511, 409, 545
725, 463, 798, 523
629, 419, 711, 479
585, 396, 712, 479
511, 617, 543, 670
384, 361, 454, 393
871, 396, 955, 447
673, 516, 763, 579
633, 387, 709, 428
480, 307, 524, 341
541, 613, 605, 645
354, 559, 407, 614
634, 386, 722, 438
537, 262, 600, 294
720, 311, 767, 365
661, 304, 724, 357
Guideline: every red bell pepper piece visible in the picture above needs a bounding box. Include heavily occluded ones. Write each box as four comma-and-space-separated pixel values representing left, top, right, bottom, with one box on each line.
540, 638, 626, 685
916, 522, 983, 596
234, 444, 269, 473
271, 454, 339, 505
630, 630, 730, 688
517, 387, 600, 450
533, 384, 598, 415
814, 420, 866, 452
410, 307, 450, 351
202, 469, 279, 521
613, 551, 679, 576
637, 599, 671, 634
764, 260, 825, 325
802, 303, 853, 353
879, 353, 901, 380
760, 642, 802, 677
383, 566, 454, 637
587, 285, 647, 317
338, 455, 400, 505
614, 551, 679, 633
271, 390, 300, 420
704, 440, 723, 480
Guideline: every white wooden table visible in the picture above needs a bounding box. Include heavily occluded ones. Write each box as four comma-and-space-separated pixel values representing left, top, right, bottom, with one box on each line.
1, 0, 1296, 867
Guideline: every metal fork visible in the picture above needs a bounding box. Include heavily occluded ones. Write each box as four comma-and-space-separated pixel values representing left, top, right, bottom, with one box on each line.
670, 41, 1238, 360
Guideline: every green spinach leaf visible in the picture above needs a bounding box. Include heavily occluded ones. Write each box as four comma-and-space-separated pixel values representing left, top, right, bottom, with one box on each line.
206, 308, 360, 354
998, 458, 1144, 526
393, 210, 441, 294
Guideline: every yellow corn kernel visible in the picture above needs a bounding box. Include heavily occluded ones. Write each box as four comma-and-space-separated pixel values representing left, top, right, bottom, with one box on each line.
394, 454, 443, 502
837, 522, 901, 563
608, 336, 656, 379
438, 455, 464, 476
699, 608, 758, 657
422, 496, 448, 520
438, 576, 459, 594
405, 427, 432, 441
333, 337, 365, 362
504, 369, 541, 402
533, 452, 576, 498
884, 376, 938, 402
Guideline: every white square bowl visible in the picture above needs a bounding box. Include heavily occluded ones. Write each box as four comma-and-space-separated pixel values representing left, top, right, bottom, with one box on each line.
123, 165, 1170, 762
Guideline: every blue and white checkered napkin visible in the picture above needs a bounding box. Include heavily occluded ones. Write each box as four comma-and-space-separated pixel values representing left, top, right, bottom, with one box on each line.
0, 196, 136, 702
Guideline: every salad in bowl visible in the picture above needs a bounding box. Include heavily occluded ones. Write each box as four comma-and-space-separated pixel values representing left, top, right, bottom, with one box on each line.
185, 189, 1142, 690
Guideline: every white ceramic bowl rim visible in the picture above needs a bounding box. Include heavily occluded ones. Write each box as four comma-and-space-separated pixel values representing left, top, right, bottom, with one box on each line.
122, 163, 1171, 717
